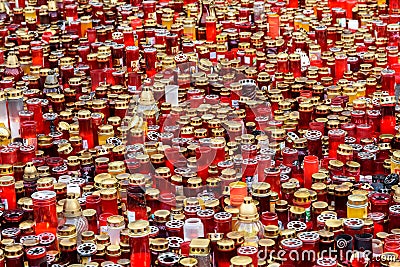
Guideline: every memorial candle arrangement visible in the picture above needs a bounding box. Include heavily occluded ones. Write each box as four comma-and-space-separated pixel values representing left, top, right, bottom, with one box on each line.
0, 0, 400, 266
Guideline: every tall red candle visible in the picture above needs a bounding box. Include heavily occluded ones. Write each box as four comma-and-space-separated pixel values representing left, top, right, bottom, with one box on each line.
303, 155, 319, 189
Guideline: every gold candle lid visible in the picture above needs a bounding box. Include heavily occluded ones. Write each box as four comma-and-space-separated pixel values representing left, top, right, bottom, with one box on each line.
59, 239, 77, 251
325, 219, 343, 231
264, 225, 280, 237
347, 194, 368, 206
226, 231, 244, 246
230, 256, 253, 267
238, 197, 258, 222
189, 238, 210, 255
154, 210, 170, 223
216, 238, 235, 251
180, 257, 198, 267
57, 224, 77, 238
4, 244, 23, 257
63, 198, 82, 217
150, 238, 169, 252
107, 215, 125, 228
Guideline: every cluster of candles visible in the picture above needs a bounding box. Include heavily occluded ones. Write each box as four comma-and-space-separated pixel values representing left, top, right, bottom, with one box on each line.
0, 0, 400, 266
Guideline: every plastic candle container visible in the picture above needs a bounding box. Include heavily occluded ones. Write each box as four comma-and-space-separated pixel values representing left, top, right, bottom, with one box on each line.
129, 220, 151, 267
304, 155, 319, 189
0, 176, 16, 210
31, 191, 58, 235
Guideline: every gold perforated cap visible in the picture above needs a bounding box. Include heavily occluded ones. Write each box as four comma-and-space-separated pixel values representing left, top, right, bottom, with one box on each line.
230, 256, 253, 267
238, 197, 258, 222
348, 194, 368, 205
180, 257, 198, 267
128, 220, 150, 236
63, 198, 82, 217
77, 109, 91, 119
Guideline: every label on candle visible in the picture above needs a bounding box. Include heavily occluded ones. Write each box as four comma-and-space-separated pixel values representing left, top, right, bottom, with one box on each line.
171, 46, 179, 55
244, 56, 250, 65
279, 142, 285, 150
100, 226, 108, 234
298, 50, 310, 68
83, 140, 88, 149
336, 18, 346, 28
309, 51, 321, 62
127, 211, 136, 223
147, 37, 155, 45
305, 207, 311, 222
128, 85, 137, 92
114, 58, 123, 68
67, 184, 81, 196
210, 52, 216, 60
270, 201, 275, 213
1, 199, 8, 210
176, 185, 184, 196
348, 20, 359, 31
26, 138, 37, 148
232, 100, 239, 109
131, 60, 139, 72
148, 12, 156, 20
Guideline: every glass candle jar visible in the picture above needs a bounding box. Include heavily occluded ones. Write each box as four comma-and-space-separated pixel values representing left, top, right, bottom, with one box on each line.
26, 246, 47, 267
214, 212, 233, 234
298, 231, 320, 263
367, 212, 385, 237
369, 193, 391, 215
383, 235, 400, 255
7, 89, 24, 139
264, 168, 281, 197
335, 53, 348, 80
267, 13, 280, 39
183, 218, 204, 241
100, 188, 119, 215
380, 96, 396, 135
381, 69, 396, 96
343, 218, 365, 236
237, 247, 258, 267
129, 220, 151, 267
166, 220, 184, 238
31, 191, 58, 235
85, 194, 102, 216
305, 130, 323, 159
304, 155, 319, 189
229, 181, 247, 207
347, 194, 368, 219
334, 185, 350, 218
389, 205, 400, 231
0, 176, 16, 210
154, 210, 170, 238
77, 110, 94, 149
83, 209, 98, 234
127, 185, 147, 223
216, 239, 236, 267
98, 124, 114, 145
206, 16, 217, 42
280, 238, 303, 265
197, 209, 215, 236
251, 182, 270, 214
4, 244, 24, 267
276, 200, 289, 228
